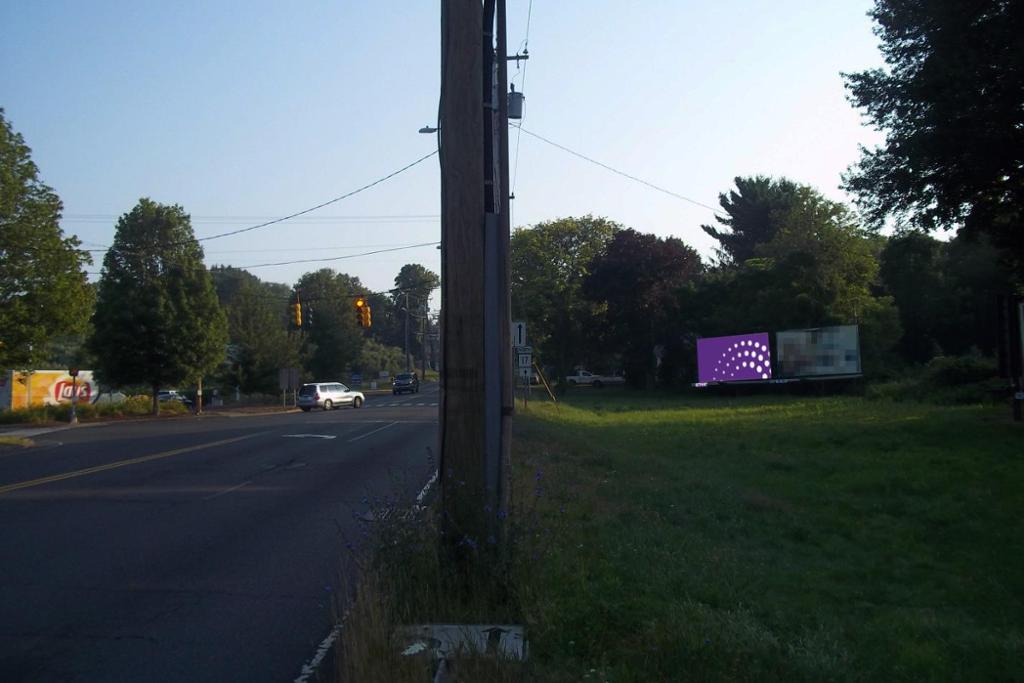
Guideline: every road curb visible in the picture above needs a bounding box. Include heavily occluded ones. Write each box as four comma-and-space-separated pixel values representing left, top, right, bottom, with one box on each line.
0, 422, 110, 438
0, 408, 304, 433
196, 408, 304, 418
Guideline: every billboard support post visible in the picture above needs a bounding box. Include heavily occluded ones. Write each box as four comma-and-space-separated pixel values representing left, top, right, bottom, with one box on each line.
1014, 300, 1023, 422
998, 295, 1024, 423
68, 367, 79, 424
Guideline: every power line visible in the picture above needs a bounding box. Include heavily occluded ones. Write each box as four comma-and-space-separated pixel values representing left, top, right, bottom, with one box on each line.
79, 151, 437, 256
194, 150, 438, 243
237, 241, 440, 269
511, 124, 719, 212
510, 0, 533, 198
83, 242, 436, 255
202, 243, 435, 255
66, 152, 439, 256
64, 213, 439, 224
224, 284, 441, 306
512, 0, 536, 201
22, 153, 439, 259
85, 241, 441, 276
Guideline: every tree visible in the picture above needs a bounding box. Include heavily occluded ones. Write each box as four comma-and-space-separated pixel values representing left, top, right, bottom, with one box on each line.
0, 109, 93, 369
755, 186, 883, 326
584, 229, 703, 387
843, 0, 1024, 263
393, 263, 439, 305
89, 199, 227, 414
211, 267, 301, 394
294, 269, 365, 379
511, 215, 617, 385
879, 231, 946, 362
358, 338, 407, 378
390, 263, 439, 364
700, 176, 800, 264
691, 185, 901, 374
933, 234, 1018, 357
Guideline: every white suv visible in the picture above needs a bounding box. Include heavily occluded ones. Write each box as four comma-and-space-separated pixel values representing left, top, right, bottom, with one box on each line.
297, 382, 365, 411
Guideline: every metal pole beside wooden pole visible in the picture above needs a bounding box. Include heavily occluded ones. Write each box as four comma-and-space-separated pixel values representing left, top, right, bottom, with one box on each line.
496, 0, 514, 527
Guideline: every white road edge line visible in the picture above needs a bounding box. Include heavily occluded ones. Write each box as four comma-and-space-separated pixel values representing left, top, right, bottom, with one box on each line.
414, 469, 439, 510
346, 421, 398, 443
295, 623, 341, 683
294, 469, 438, 683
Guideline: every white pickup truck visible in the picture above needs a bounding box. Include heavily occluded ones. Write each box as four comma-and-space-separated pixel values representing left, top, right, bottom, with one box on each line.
565, 370, 626, 388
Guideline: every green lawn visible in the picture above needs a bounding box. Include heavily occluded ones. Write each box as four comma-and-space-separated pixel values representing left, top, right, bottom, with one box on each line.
514, 392, 1023, 682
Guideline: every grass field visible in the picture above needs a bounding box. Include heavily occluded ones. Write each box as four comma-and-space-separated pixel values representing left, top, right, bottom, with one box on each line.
513, 391, 1023, 681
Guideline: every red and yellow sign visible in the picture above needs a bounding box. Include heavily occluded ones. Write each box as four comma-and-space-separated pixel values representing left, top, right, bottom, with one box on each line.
1, 370, 98, 410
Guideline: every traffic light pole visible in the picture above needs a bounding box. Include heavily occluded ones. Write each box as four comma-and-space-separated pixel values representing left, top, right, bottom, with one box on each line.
421, 300, 428, 381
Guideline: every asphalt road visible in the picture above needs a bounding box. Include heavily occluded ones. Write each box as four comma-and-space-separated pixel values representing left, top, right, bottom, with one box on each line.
0, 385, 439, 682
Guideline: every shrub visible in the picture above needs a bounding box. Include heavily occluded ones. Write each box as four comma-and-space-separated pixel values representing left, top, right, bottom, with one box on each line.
922, 354, 998, 388
0, 406, 53, 425
0, 393, 189, 424
120, 395, 154, 413
866, 354, 1005, 404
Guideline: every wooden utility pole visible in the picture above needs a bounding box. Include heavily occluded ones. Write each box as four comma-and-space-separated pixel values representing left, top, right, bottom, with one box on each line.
438, 0, 513, 559
439, 0, 489, 553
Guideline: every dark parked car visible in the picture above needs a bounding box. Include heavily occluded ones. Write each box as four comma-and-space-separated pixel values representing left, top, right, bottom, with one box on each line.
392, 372, 420, 395
157, 390, 193, 408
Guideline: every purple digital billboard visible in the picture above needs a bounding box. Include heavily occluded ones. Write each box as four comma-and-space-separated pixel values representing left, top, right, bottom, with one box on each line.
697, 332, 773, 383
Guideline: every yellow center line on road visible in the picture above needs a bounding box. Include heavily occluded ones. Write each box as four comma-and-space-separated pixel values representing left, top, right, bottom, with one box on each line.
0, 432, 266, 496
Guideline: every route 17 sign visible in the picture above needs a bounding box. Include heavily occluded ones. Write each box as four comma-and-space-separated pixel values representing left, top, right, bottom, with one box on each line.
515, 345, 532, 369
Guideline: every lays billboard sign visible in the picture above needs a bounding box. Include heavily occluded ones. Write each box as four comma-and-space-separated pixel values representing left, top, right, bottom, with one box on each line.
0, 370, 98, 410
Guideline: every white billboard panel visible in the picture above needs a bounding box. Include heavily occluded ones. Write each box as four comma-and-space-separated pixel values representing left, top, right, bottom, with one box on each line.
776, 325, 861, 378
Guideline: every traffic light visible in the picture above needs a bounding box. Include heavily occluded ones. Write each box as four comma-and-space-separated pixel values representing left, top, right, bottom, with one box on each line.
290, 302, 302, 329
362, 304, 372, 328
303, 304, 313, 329
354, 297, 365, 327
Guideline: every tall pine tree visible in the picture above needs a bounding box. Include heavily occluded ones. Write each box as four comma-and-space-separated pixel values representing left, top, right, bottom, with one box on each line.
843, 0, 1024, 265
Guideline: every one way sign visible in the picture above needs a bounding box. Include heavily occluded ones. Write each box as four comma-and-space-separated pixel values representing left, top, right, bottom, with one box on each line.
511, 321, 527, 348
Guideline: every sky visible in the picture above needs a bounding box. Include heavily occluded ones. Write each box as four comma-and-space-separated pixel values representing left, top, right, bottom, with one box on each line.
1, 1, 885, 309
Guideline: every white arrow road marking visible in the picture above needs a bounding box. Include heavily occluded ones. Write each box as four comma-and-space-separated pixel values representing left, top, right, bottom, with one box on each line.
282, 434, 337, 440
